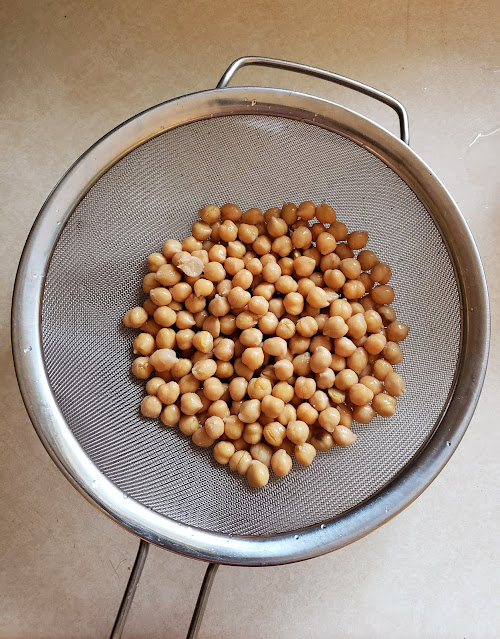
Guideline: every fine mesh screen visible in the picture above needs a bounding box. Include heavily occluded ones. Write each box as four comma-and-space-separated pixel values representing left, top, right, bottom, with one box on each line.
42, 115, 460, 536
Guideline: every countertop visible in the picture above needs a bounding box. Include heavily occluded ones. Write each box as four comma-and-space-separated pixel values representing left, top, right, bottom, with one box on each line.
1, 1, 499, 637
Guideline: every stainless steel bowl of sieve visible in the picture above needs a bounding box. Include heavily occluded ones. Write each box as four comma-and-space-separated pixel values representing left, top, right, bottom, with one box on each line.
12, 57, 489, 638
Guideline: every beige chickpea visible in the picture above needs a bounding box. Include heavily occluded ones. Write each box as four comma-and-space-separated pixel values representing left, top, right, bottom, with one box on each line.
320, 253, 341, 273
270, 449, 292, 477
252, 235, 272, 256
364, 310, 383, 333
293, 256, 315, 278
360, 296, 377, 312
191, 427, 215, 448
219, 314, 237, 335
310, 346, 332, 374
306, 390, 328, 413
145, 377, 166, 396
237, 223, 258, 244
317, 407, 340, 433
191, 331, 213, 354
226, 241, 246, 260
203, 377, 225, 401
314, 202, 335, 224
238, 399, 261, 424
178, 373, 201, 394
261, 422, 285, 447
277, 404, 297, 426
191, 249, 209, 266
261, 336, 287, 358
345, 313, 367, 340
326, 221, 345, 243
174, 329, 193, 351
305, 286, 328, 309
277, 257, 294, 276
179, 415, 200, 436
316, 367, 335, 389
364, 333, 387, 355
218, 219, 238, 242
278, 202, 297, 225
143, 273, 160, 294
157, 381, 181, 405
370, 262, 392, 284
235, 311, 259, 330
132, 333, 155, 356
330, 354, 347, 372
274, 359, 294, 381
349, 383, 374, 406
357, 249, 378, 270
193, 278, 214, 298
242, 422, 263, 445
204, 261, 226, 283
351, 403, 375, 425
148, 252, 167, 272
327, 387, 346, 405
173, 311, 194, 331
246, 257, 263, 275
224, 415, 244, 440
346, 347, 369, 373
283, 292, 304, 316
184, 295, 206, 314
286, 420, 309, 445
140, 395, 162, 418
142, 298, 158, 317
257, 312, 279, 335
192, 221, 212, 241
261, 395, 285, 418
360, 375, 383, 396
250, 442, 273, 467
228, 378, 247, 402
292, 352, 312, 376
378, 305, 397, 326
241, 347, 264, 370
315, 232, 336, 255
330, 298, 352, 320
190, 359, 216, 382
227, 287, 251, 309
343, 279, 366, 300
234, 357, 254, 381
245, 296, 267, 317
386, 321, 410, 342
123, 306, 148, 329
335, 243, 354, 260
219, 203, 242, 222
289, 334, 311, 355
199, 204, 221, 224
208, 244, 227, 264
271, 381, 294, 404
334, 337, 357, 357
337, 403, 353, 428
275, 275, 298, 295
323, 316, 348, 339
202, 316, 220, 338
160, 404, 181, 427
333, 425, 357, 447
156, 263, 182, 287
265, 216, 287, 238
208, 295, 230, 317
294, 200, 314, 221
371, 284, 395, 305
335, 368, 358, 390
261, 261, 281, 284
232, 436, 249, 451
153, 306, 176, 328
358, 272, 374, 293
149, 287, 172, 307
294, 316, 316, 338
372, 393, 397, 417
238, 328, 262, 348
247, 460, 270, 487
212, 338, 234, 362
181, 392, 203, 415
294, 377, 316, 400
149, 348, 178, 373
272, 236, 292, 257
384, 371, 406, 397
253, 282, 276, 301
213, 441, 236, 465
229, 449, 252, 475
347, 230, 368, 250
296, 403, 319, 425
276, 318, 296, 340
311, 429, 334, 452
294, 443, 316, 466
296, 278, 315, 298
171, 359, 193, 379
323, 269, 346, 291
291, 226, 312, 250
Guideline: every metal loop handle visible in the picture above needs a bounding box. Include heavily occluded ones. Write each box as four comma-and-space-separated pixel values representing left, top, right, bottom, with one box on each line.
217, 56, 410, 145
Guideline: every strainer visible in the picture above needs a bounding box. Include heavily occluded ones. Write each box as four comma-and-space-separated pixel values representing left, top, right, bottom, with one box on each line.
12, 57, 489, 638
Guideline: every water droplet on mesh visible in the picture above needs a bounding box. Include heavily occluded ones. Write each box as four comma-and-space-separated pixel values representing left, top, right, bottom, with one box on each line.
294, 535, 299, 540
446, 441, 452, 447
23, 346, 32, 353
320, 524, 326, 530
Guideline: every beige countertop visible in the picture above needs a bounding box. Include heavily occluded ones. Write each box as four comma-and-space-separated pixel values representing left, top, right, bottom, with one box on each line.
1, 1, 499, 637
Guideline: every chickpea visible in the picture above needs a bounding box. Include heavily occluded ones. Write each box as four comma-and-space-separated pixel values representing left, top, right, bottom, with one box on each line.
241, 422, 262, 445
349, 383, 374, 406
241, 347, 264, 370
296, 278, 314, 299
217, 314, 235, 335
140, 395, 162, 418
191, 427, 215, 448
384, 371, 406, 397
204, 262, 226, 284
287, 420, 309, 445
324, 316, 348, 339
364, 310, 383, 333
386, 321, 410, 342
343, 279, 365, 300
282, 292, 304, 316
180, 392, 203, 415
274, 359, 294, 381
330, 354, 346, 372
149, 349, 177, 373
347, 347, 369, 373
364, 333, 387, 355
212, 338, 234, 362
237, 399, 260, 424
270, 449, 293, 477
360, 296, 377, 312
278, 403, 297, 426
309, 346, 332, 374
142, 298, 158, 317
316, 367, 335, 389
132, 333, 155, 357
261, 395, 285, 418
258, 312, 279, 334
247, 460, 270, 487
201, 416, 223, 440
250, 442, 273, 467
337, 403, 353, 428
330, 298, 352, 321
334, 337, 357, 357
202, 377, 224, 401
335, 368, 358, 390
314, 202, 335, 224
123, 306, 148, 329
296, 402, 319, 425
276, 318, 296, 340
156, 264, 181, 288
261, 336, 287, 358
291, 226, 312, 250
371, 284, 395, 305
293, 317, 316, 339
378, 305, 397, 326
179, 415, 199, 436
208, 245, 226, 264
372, 392, 397, 417
235, 311, 259, 330
270, 381, 293, 404
384, 342, 404, 366
211, 441, 235, 465
234, 357, 254, 381
190, 331, 212, 354
260, 422, 284, 447
352, 404, 376, 425
207, 295, 230, 317
292, 352, 312, 376
227, 449, 251, 475
248, 295, 269, 316
160, 404, 181, 427
223, 415, 243, 440
316, 232, 337, 255
246, 257, 263, 275
323, 269, 346, 291
148, 252, 167, 273
311, 429, 334, 451
306, 286, 329, 309
253, 235, 272, 256
293, 377, 316, 400
198, 204, 220, 224
142, 273, 159, 295
294, 443, 316, 466
288, 334, 310, 355
360, 375, 383, 396
294, 200, 313, 221
156, 381, 180, 405
333, 425, 357, 447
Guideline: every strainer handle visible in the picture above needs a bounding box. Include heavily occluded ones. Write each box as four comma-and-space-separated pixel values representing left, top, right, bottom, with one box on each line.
217, 56, 410, 145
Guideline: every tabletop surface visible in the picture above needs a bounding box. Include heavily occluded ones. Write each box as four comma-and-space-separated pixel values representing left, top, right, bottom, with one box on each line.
1, 1, 499, 637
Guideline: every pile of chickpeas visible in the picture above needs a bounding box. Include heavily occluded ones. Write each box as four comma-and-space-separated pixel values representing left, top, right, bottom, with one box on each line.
123, 202, 409, 488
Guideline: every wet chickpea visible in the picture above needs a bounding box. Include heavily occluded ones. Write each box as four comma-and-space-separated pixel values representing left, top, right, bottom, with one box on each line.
370, 261, 392, 285
237, 399, 261, 424
386, 321, 409, 342
148, 252, 167, 273
372, 393, 397, 417
229, 449, 252, 475
250, 442, 273, 467
142, 298, 158, 318
317, 407, 340, 433
261, 395, 285, 418
278, 404, 297, 426
352, 404, 376, 425
262, 336, 287, 358
208, 295, 230, 318
191, 427, 215, 448
294, 443, 316, 466
377, 305, 397, 326
287, 420, 309, 445
276, 318, 296, 340
181, 392, 203, 415
235, 312, 258, 331
241, 347, 264, 371
160, 404, 181, 427
335, 243, 354, 260
171, 359, 193, 379
364, 333, 387, 355
330, 298, 352, 321
218, 314, 236, 335
333, 425, 357, 447
238, 328, 262, 348
271, 381, 294, 404
208, 245, 226, 264
258, 312, 279, 335
204, 261, 226, 283
306, 286, 329, 309
310, 346, 332, 374
364, 309, 383, 333
192, 221, 212, 241
296, 403, 319, 425
224, 415, 244, 440
330, 354, 346, 372
132, 332, 155, 356
246, 257, 263, 275
157, 381, 181, 405
274, 359, 294, 381
349, 383, 374, 406
294, 377, 316, 400
142, 273, 159, 295
371, 284, 395, 306
316, 367, 336, 389
248, 295, 269, 316
141, 395, 163, 418
283, 292, 304, 316
124, 306, 148, 329
289, 334, 311, 355
178, 373, 201, 394
334, 337, 357, 358
243, 422, 263, 444
323, 269, 345, 291
203, 377, 225, 401
335, 368, 358, 390
311, 429, 334, 452
253, 282, 276, 301
225, 257, 245, 277
270, 449, 292, 477
213, 441, 235, 465
179, 415, 200, 436
345, 313, 367, 340
292, 226, 312, 250
384, 371, 406, 397
324, 316, 348, 339
347, 230, 368, 250
247, 460, 269, 487
294, 200, 314, 221
345, 346, 368, 373
253, 235, 272, 256
360, 375, 383, 396
199, 205, 220, 225
343, 279, 366, 300
292, 352, 312, 376
146, 377, 166, 396
261, 422, 285, 447
316, 232, 337, 255
383, 341, 404, 365
156, 264, 181, 288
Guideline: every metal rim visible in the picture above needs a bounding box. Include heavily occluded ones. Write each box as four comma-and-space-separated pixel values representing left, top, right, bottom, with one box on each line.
12, 86, 490, 566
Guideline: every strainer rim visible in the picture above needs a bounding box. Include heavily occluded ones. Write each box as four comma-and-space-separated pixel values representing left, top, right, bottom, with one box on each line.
12, 86, 489, 565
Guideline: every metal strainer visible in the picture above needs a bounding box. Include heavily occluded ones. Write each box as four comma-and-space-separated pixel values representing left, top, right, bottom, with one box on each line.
12, 57, 489, 637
